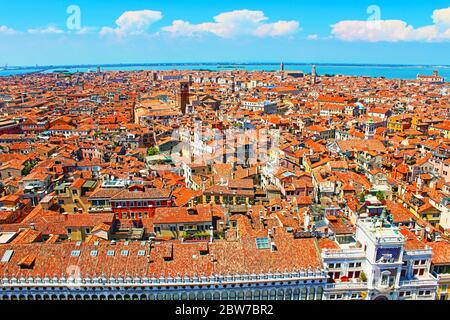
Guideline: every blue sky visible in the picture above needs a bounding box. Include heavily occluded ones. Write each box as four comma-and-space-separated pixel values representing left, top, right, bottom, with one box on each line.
1, 0, 450, 65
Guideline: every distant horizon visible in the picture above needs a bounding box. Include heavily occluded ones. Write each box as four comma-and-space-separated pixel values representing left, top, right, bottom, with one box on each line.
4, 61, 450, 70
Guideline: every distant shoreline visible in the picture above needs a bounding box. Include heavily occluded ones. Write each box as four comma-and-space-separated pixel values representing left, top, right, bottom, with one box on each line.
3, 62, 450, 70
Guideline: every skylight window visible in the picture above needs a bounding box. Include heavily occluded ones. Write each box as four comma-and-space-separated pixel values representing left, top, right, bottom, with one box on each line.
1, 250, 14, 263
71, 250, 81, 257
256, 237, 270, 250
137, 250, 146, 256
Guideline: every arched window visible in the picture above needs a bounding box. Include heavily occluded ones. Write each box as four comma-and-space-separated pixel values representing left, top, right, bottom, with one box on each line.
189, 292, 196, 300
181, 293, 188, 300
205, 292, 212, 300
213, 292, 221, 300
245, 290, 253, 300
308, 287, 315, 300
293, 288, 300, 300
317, 287, 324, 300
221, 291, 228, 300
269, 289, 276, 300
285, 289, 292, 300
277, 289, 284, 300
262, 290, 269, 300
229, 291, 236, 300
197, 292, 204, 300
300, 288, 307, 300
140, 294, 147, 300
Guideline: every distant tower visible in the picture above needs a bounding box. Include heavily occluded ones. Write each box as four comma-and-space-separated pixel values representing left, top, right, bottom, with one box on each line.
280, 62, 285, 72
365, 118, 375, 140
312, 65, 317, 84
231, 75, 236, 93
177, 82, 190, 115
97, 66, 101, 74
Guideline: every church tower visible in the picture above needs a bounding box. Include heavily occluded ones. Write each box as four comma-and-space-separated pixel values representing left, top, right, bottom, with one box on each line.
177, 82, 190, 115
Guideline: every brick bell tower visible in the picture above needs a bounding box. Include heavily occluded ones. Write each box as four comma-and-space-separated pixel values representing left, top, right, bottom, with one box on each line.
177, 81, 190, 115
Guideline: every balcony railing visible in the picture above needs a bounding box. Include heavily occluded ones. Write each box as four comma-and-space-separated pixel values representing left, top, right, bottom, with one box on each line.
399, 278, 438, 288
0, 270, 328, 288
325, 281, 367, 291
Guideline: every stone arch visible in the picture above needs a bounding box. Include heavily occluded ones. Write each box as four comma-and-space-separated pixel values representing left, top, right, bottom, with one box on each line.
100, 295, 107, 300
229, 291, 237, 300
269, 289, 277, 300
308, 287, 316, 300
245, 290, 253, 300
107, 294, 115, 300
188, 292, 196, 300
213, 292, 221, 300
277, 289, 285, 300
293, 288, 300, 300
261, 290, 269, 300
300, 287, 307, 300
205, 292, 212, 300
221, 291, 228, 300
140, 294, 147, 300
132, 294, 139, 300
51, 294, 58, 300
83, 294, 90, 300
253, 290, 261, 300
316, 287, 324, 300
285, 289, 293, 300
181, 293, 188, 300
92, 295, 98, 300
196, 292, 204, 300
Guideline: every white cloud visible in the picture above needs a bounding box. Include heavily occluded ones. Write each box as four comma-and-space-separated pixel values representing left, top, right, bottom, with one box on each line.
162, 10, 300, 38
432, 7, 450, 25
0, 25, 17, 35
100, 10, 163, 37
307, 34, 319, 40
331, 6, 450, 42
28, 26, 65, 34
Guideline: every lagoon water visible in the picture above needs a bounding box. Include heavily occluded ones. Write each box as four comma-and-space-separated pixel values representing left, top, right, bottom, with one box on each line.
1, 63, 450, 80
